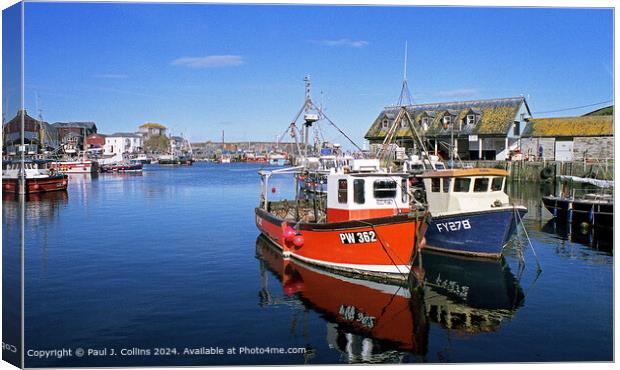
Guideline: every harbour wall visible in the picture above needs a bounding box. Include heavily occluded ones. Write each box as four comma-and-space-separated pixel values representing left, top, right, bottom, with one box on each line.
462, 159, 614, 182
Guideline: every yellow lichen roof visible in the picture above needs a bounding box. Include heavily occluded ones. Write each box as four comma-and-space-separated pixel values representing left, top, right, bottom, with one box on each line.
419, 168, 508, 178
526, 116, 613, 137
365, 97, 527, 139
139, 122, 167, 129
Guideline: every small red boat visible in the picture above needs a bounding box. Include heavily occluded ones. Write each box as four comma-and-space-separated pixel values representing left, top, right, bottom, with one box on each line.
2, 160, 68, 194
255, 160, 427, 282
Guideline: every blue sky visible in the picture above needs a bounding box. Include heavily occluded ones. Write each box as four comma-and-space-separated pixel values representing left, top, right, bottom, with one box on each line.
15, 3, 614, 145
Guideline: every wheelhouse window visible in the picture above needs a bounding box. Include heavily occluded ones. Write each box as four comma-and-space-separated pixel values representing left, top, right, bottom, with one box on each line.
431, 178, 440, 192
338, 179, 348, 203
374, 180, 397, 199
353, 179, 365, 204
491, 177, 504, 192
474, 178, 489, 192
454, 178, 471, 192
442, 178, 452, 193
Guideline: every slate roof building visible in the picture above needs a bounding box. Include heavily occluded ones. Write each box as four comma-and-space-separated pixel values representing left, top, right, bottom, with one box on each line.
365, 97, 532, 160
51, 121, 98, 149
2, 110, 59, 155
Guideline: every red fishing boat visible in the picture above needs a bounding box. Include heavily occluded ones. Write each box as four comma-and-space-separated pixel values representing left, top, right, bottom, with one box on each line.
255, 159, 426, 281
2, 160, 68, 194
255, 77, 426, 281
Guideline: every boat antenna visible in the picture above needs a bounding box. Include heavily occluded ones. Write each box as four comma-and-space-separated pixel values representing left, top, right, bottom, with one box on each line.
397, 41, 413, 107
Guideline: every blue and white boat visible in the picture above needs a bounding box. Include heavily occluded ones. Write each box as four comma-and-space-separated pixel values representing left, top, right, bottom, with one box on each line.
419, 168, 527, 259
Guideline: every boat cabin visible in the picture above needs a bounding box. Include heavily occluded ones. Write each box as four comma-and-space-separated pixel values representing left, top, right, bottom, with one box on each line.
326, 172, 410, 222
403, 154, 445, 174
419, 168, 509, 216
259, 160, 412, 224
2, 160, 53, 179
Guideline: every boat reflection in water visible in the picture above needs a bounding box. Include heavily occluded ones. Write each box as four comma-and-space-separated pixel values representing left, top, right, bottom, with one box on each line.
3, 191, 69, 220
256, 235, 428, 363
421, 250, 525, 334
541, 219, 612, 255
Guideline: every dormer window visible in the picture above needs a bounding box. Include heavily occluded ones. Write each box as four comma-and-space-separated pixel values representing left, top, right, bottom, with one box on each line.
382, 119, 389, 129
466, 114, 476, 125
421, 117, 429, 130
401, 119, 407, 128
443, 115, 452, 125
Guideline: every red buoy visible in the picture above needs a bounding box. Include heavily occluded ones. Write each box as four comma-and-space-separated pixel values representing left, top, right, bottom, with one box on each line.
283, 226, 296, 242
271, 187, 276, 193
292, 234, 304, 248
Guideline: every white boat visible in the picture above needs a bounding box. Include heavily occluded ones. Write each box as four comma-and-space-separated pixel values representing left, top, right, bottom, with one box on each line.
50, 151, 98, 174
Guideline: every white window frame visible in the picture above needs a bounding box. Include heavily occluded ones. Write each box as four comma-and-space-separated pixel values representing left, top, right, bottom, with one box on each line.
466, 114, 476, 125
382, 119, 389, 129
443, 115, 452, 125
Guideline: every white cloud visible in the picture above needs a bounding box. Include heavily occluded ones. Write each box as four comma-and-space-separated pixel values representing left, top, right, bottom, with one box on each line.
310, 39, 369, 48
171, 55, 244, 68
434, 88, 479, 98
94, 74, 128, 79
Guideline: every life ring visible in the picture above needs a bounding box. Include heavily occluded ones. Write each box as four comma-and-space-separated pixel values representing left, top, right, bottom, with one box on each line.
540, 166, 554, 180
413, 188, 424, 202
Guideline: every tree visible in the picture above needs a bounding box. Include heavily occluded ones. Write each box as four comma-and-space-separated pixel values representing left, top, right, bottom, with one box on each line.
144, 135, 170, 153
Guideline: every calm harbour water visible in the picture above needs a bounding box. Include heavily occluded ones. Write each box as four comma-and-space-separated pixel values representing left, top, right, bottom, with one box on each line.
2, 162, 613, 366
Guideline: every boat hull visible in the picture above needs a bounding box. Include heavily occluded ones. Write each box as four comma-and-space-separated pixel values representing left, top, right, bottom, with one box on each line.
424, 207, 527, 259
50, 161, 97, 174
100, 164, 143, 173
2, 175, 68, 194
255, 207, 422, 281
542, 196, 613, 229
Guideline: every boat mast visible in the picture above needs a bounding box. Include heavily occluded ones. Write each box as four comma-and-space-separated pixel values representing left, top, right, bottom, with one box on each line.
376, 42, 437, 169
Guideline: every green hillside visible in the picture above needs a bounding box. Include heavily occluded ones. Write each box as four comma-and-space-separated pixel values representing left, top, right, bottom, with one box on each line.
583, 105, 613, 116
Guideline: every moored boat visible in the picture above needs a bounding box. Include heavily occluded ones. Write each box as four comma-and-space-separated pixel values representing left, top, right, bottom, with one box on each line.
2, 160, 68, 194
542, 176, 613, 229
158, 154, 180, 165
100, 162, 143, 173
178, 155, 194, 165
255, 160, 426, 281
130, 153, 151, 164
268, 152, 288, 166
50, 158, 98, 174
418, 167, 527, 259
